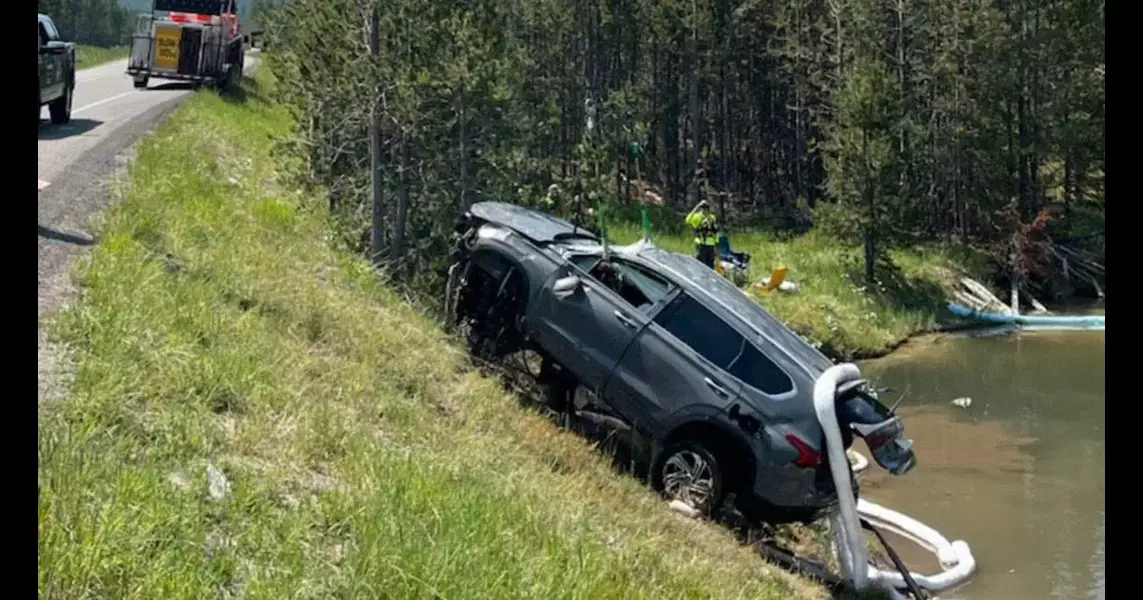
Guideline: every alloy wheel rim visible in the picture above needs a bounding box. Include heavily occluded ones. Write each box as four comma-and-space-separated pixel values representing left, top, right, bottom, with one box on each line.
662, 450, 716, 512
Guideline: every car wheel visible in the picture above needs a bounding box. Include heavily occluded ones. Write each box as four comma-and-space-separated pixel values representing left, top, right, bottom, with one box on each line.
49, 80, 72, 125
653, 440, 726, 515
133, 76, 149, 89
221, 64, 240, 93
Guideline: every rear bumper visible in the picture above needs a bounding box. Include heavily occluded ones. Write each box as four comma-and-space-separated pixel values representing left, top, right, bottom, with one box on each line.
126, 68, 214, 82
747, 461, 860, 521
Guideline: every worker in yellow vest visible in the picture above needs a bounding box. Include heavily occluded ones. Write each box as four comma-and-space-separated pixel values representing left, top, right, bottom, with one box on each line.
685, 200, 718, 268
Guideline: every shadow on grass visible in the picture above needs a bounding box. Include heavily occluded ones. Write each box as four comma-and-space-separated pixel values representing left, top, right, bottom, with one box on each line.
847, 255, 948, 315
220, 76, 268, 106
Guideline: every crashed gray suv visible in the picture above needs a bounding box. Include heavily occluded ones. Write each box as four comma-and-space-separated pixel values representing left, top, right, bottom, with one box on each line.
446, 201, 915, 523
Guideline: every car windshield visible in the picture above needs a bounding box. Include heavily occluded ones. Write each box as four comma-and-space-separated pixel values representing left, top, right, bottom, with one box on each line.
638, 246, 834, 372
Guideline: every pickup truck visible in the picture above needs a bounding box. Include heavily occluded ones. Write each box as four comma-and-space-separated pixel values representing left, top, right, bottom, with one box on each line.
38, 13, 76, 125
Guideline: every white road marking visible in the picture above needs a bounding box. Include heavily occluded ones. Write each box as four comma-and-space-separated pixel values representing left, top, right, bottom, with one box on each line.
72, 90, 141, 115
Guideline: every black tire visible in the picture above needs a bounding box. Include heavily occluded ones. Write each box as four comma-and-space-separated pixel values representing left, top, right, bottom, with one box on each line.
652, 440, 727, 516
220, 64, 240, 93
133, 76, 149, 89
48, 79, 73, 125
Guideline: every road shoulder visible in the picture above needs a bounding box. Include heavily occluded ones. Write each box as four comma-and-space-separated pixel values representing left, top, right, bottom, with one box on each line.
38, 95, 186, 407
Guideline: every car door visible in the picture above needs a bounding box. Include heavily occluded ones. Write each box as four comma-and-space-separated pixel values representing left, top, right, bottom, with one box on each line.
528, 253, 676, 393
527, 258, 646, 393
38, 18, 62, 99
38, 19, 52, 100
602, 292, 746, 437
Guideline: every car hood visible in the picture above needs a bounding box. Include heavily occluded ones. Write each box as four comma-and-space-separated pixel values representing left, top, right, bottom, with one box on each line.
469, 201, 599, 245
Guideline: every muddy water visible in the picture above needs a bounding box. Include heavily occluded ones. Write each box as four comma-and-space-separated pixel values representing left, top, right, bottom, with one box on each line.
857, 329, 1104, 600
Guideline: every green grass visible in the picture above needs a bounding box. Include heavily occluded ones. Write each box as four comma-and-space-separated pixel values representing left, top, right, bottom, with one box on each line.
76, 45, 129, 70
604, 223, 987, 359
38, 72, 835, 600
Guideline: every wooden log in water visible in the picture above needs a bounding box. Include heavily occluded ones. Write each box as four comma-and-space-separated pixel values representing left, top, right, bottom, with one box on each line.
953, 291, 989, 310
958, 277, 1012, 314
1019, 283, 1049, 314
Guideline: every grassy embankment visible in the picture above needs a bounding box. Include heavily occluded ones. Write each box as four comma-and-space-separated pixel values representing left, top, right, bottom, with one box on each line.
604, 222, 987, 360
76, 45, 129, 70
38, 73, 845, 599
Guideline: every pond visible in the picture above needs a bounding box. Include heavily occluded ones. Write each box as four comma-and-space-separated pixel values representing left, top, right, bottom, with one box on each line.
857, 328, 1104, 600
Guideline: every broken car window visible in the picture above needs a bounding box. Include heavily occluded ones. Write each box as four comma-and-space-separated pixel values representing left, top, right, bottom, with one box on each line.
613, 262, 671, 305
570, 255, 673, 312
570, 254, 600, 271
653, 294, 745, 370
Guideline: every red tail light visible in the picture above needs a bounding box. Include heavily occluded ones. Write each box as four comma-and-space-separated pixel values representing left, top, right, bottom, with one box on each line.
865, 430, 894, 450
785, 433, 822, 468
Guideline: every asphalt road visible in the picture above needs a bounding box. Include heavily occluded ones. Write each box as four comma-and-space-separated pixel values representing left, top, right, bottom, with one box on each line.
38, 52, 259, 313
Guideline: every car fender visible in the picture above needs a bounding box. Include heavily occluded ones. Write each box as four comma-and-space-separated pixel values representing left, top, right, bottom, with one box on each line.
468, 227, 558, 292
654, 404, 760, 455
466, 226, 568, 337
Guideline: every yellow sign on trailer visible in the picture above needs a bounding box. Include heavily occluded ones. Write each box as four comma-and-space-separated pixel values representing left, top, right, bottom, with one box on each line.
154, 25, 181, 70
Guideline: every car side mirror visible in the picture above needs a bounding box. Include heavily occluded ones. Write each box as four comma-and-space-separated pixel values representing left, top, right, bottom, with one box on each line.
553, 275, 581, 299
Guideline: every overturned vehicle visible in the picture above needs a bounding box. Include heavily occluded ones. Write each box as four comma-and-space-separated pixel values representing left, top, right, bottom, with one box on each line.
446, 201, 916, 524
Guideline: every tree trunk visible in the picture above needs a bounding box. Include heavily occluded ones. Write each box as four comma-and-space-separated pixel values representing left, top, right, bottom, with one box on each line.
459, 97, 470, 210
1009, 247, 1020, 315
367, 8, 385, 267
862, 127, 876, 284
687, 0, 702, 206
390, 131, 410, 269
896, 0, 911, 216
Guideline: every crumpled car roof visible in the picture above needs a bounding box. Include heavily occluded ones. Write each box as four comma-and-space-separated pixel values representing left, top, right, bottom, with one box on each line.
469, 201, 598, 244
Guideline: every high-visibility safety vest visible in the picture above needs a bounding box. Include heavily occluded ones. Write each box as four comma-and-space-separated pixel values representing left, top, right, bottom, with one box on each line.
685, 210, 718, 246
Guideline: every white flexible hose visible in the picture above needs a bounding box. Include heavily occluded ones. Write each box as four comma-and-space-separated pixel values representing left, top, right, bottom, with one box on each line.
814, 364, 977, 596
813, 364, 870, 588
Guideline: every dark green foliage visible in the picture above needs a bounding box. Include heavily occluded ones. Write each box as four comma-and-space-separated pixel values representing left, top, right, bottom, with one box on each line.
261, 0, 1104, 292
39, 0, 135, 47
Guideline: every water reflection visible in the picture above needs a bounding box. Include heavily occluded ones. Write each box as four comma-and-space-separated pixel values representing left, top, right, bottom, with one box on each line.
858, 330, 1104, 600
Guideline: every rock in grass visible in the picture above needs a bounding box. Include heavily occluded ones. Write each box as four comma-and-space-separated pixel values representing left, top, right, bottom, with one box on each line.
206, 463, 231, 501
668, 500, 700, 519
